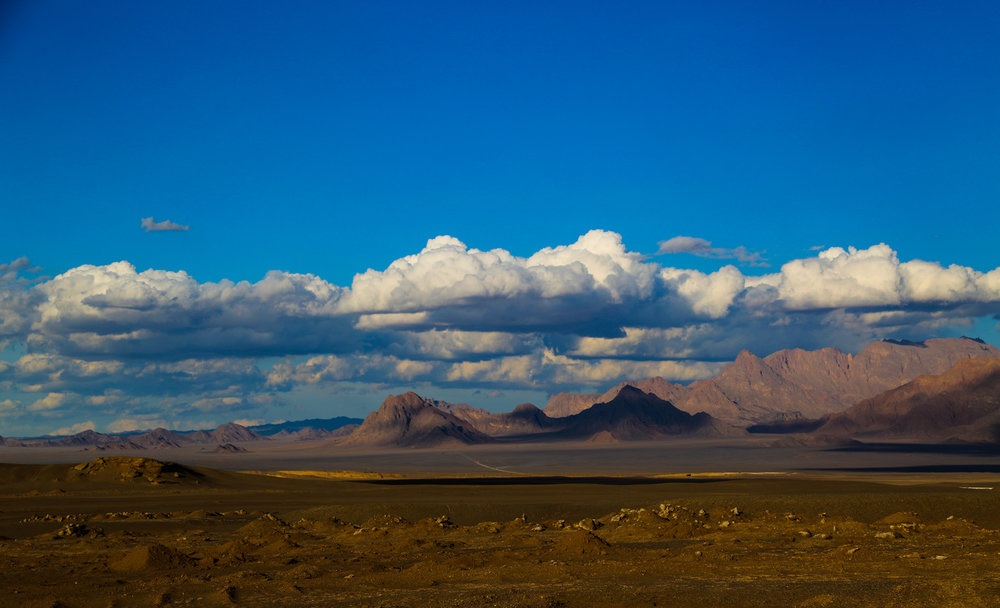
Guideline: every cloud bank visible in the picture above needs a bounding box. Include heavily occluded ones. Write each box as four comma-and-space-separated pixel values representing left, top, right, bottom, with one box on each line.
1, 231, 998, 434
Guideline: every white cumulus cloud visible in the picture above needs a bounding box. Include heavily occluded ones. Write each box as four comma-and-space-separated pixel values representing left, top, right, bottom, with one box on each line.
772, 244, 1000, 311
28, 392, 76, 412
0, 232, 998, 432
31, 262, 352, 358
338, 230, 659, 334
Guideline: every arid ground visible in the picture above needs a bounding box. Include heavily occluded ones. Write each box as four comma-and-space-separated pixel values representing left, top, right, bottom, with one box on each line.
1, 440, 999, 607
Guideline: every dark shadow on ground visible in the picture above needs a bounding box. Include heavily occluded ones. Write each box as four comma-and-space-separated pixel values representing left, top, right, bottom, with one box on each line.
803, 464, 1000, 474
358, 476, 723, 487
825, 442, 1000, 456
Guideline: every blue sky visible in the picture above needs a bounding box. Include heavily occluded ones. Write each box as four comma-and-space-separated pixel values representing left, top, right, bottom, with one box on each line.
1, 1, 998, 435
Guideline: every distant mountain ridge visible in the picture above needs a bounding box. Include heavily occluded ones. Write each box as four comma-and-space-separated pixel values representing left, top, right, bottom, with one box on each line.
4, 337, 997, 450
344, 386, 741, 448
248, 417, 362, 436
814, 357, 1000, 442
546, 337, 999, 425
1, 416, 363, 449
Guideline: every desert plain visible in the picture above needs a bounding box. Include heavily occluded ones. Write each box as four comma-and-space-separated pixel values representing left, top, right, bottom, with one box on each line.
1, 438, 999, 608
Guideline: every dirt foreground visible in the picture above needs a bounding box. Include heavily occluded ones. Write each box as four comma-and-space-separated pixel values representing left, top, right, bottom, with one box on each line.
1, 456, 999, 607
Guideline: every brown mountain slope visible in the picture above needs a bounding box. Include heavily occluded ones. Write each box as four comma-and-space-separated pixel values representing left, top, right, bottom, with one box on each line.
553, 386, 742, 441
545, 390, 604, 419
681, 338, 999, 425
342, 392, 494, 447
130, 428, 191, 449
436, 401, 559, 437
546, 377, 687, 418
815, 357, 1000, 441
208, 423, 262, 444
545, 337, 999, 426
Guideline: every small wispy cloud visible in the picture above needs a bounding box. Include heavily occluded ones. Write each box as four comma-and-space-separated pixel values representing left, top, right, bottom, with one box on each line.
141, 217, 189, 232
657, 236, 767, 266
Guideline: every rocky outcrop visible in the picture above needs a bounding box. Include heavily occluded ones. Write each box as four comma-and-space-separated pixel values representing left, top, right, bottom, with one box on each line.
69, 457, 203, 484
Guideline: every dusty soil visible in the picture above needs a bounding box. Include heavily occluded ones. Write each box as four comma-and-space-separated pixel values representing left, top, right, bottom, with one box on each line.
1, 456, 999, 607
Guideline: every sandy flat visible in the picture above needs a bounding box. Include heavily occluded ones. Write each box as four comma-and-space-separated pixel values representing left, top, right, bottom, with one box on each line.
1, 440, 998, 606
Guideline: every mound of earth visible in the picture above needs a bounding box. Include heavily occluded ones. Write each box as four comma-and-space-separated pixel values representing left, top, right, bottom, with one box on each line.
552, 529, 611, 556
109, 542, 198, 572
68, 457, 203, 484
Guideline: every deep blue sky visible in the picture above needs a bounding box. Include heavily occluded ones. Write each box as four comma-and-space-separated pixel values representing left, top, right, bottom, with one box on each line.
4, 1, 998, 282
1, 1, 999, 435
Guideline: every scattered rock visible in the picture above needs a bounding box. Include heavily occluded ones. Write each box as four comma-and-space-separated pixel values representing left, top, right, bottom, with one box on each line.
54, 522, 101, 539
575, 518, 602, 531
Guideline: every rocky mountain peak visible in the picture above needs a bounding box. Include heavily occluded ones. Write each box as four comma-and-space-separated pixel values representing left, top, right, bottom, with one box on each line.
343, 392, 493, 447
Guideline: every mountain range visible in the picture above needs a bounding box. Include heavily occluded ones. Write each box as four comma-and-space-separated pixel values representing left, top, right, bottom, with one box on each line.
1, 417, 362, 449
343, 337, 998, 447
3, 337, 997, 450
546, 337, 999, 425
814, 356, 1000, 442
342, 385, 744, 447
